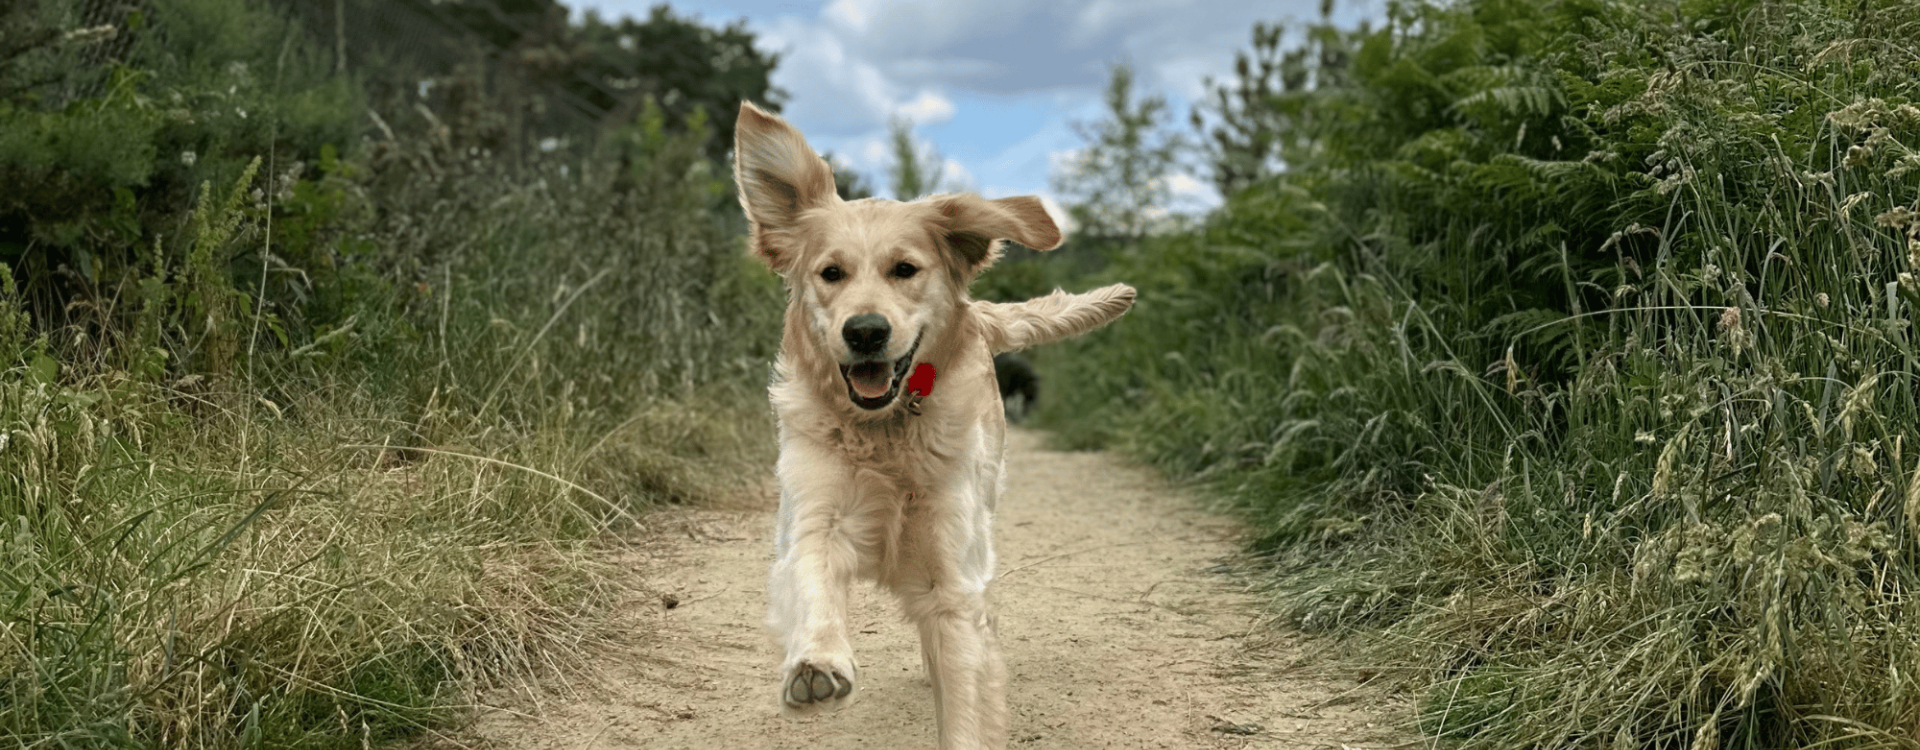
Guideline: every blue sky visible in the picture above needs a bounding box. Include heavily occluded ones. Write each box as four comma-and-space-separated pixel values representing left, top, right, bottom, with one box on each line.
570, 0, 1378, 219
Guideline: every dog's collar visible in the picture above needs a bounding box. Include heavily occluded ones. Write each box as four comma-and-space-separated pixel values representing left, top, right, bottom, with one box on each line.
900, 363, 937, 415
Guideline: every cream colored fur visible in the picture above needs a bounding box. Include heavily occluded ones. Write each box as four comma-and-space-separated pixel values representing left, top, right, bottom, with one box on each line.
733, 102, 1135, 749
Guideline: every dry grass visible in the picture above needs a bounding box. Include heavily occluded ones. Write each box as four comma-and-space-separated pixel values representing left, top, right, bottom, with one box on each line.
0, 97, 780, 746
0, 364, 773, 748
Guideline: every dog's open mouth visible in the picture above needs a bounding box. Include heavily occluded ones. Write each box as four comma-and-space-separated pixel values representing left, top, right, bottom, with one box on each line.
839, 336, 920, 411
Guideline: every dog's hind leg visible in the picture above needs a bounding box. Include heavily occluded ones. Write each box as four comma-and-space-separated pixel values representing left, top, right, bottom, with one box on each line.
767, 447, 867, 715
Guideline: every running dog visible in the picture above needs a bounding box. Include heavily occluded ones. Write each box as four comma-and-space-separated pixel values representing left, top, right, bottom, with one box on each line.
733, 101, 1135, 749
992, 353, 1039, 424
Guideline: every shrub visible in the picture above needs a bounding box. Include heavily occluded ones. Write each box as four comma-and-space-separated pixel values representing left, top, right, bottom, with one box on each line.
1, 0, 361, 364
0, 1, 782, 746
1046, 0, 1920, 745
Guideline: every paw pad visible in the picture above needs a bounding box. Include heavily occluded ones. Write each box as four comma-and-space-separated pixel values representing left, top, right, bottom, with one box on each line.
784, 661, 853, 708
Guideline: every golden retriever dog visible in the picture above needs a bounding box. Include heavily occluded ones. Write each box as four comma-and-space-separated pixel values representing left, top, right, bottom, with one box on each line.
732, 102, 1135, 749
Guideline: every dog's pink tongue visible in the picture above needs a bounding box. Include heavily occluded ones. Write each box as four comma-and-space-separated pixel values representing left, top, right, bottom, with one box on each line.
848, 363, 891, 398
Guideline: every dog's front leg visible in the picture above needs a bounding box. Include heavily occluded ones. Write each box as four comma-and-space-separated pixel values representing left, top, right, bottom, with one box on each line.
767, 443, 863, 714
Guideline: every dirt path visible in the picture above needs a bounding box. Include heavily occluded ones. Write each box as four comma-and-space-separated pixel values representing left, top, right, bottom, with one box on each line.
472, 429, 1407, 749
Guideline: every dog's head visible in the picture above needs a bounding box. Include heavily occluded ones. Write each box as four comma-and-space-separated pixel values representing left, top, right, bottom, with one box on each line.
733, 102, 1061, 411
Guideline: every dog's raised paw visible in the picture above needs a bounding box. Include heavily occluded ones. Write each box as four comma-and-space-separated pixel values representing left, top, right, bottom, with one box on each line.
782, 660, 855, 712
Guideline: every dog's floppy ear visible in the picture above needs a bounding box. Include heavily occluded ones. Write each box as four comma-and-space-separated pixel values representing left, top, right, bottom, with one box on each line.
734, 101, 838, 272
929, 194, 1064, 275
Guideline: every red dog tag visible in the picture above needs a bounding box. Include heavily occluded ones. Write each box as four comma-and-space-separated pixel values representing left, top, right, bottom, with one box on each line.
902, 363, 936, 415
906, 363, 937, 397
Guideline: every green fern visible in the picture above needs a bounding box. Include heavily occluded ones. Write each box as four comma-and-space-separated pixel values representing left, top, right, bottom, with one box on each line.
1444, 65, 1565, 122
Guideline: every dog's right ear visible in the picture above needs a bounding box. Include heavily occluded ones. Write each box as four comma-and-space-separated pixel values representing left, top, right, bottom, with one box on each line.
734, 102, 838, 272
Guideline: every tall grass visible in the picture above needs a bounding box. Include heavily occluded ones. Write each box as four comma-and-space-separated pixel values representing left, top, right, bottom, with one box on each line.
1039, 0, 1920, 746
0, 3, 781, 745
0, 133, 779, 746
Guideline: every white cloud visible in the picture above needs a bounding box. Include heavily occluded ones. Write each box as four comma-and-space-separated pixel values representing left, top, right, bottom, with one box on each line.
1038, 193, 1078, 238
579, 0, 1379, 205
757, 17, 899, 134
897, 90, 956, 125
1070, 0, 1198, 46
856, 136, 889, 171
1166, 171, 1219, 210
822, 0, 873, 31
939, 158, 977, 192
758, 0, 1246, 140
1152, 55, 1221, 101
1047, 147, 1086, 176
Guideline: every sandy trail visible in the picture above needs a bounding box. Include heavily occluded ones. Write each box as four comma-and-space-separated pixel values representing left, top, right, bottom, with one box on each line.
473, 429, 1406, 749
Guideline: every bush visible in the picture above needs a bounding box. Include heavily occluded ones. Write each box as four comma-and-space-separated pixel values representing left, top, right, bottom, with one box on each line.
0, 0, 362, 371
1045, 0, 1920, 746
0, 1, 782, 746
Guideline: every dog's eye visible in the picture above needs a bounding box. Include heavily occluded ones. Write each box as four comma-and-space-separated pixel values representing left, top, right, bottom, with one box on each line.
893, 262, 918, 279
821, 266, 844, 282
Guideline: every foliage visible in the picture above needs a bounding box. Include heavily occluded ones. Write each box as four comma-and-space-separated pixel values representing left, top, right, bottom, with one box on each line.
1042, 0, 1920, 746
1190, 21, 1288, 198
1051, 61, 1188, 243
271, 0, 784, 164
0, 0, 783, 746
570, 4, 784, 161
1189, 11, 1358, 197
181, 157, 261, 376
0, 263, 28, 363
0, 0, 362, 369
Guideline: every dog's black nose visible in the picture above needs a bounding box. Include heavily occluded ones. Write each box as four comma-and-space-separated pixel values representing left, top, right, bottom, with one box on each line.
842, 314, 891, 355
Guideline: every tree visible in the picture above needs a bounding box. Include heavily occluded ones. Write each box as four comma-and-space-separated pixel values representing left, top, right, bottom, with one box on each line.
1191, 11, 1358, 197
886, 116, 944, 200
271, 1, 784, 162
1050, 62, 1186, 243
1191, 21, 1288, 197
569, 6, 784, 161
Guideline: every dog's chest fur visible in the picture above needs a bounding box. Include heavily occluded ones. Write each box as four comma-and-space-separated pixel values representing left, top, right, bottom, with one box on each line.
770, 352, 1005, 584
774, 361, 997, 488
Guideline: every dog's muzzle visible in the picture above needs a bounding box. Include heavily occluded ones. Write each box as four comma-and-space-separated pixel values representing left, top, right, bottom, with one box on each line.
839, 334, 921, 411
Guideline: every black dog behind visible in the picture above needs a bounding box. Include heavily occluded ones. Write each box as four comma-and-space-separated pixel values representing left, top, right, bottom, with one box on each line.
992, 353, 1039, 424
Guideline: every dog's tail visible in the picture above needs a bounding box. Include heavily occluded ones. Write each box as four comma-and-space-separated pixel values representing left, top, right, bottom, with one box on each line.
974, 283, 1136, 354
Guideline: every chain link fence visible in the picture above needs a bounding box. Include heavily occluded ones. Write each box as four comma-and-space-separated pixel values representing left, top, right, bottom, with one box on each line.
29, 0, 640, 168
268, 0, 627, 167
29, 0, 162, 105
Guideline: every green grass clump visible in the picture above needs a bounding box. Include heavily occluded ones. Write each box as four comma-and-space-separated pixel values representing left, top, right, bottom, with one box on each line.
1037, 0, 1920, 745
